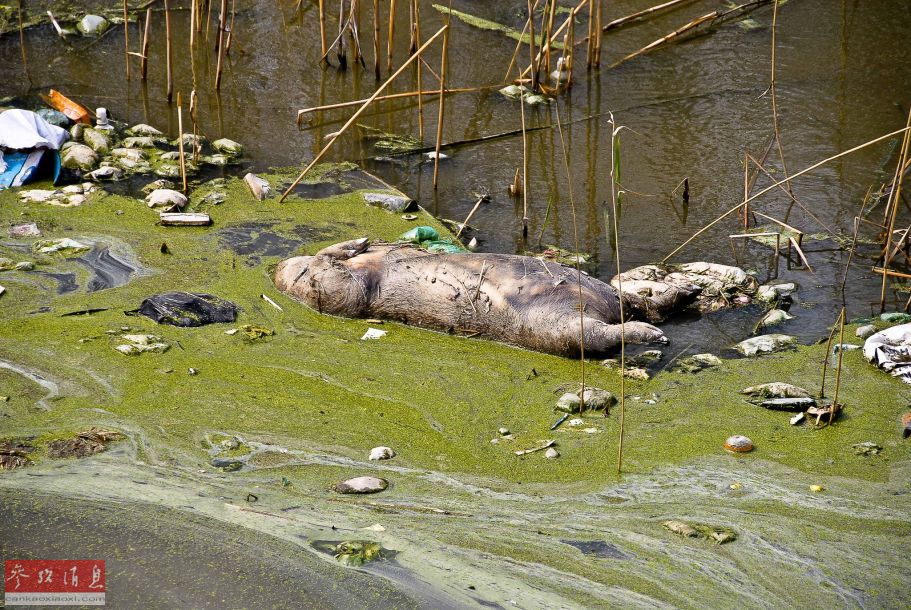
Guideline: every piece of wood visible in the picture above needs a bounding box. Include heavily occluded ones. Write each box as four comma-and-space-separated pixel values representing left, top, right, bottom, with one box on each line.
160, 212, 211, 226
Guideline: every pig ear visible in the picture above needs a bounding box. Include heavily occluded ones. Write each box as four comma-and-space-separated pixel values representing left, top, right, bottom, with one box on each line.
315, 238, 370, 260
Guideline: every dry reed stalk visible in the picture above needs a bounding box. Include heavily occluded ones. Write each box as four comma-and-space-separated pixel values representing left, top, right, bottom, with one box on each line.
609, 10, 717, 68
386, 0, 396, 71
296, 86, 482, 126
818, 313, 839, 399
165, 0, 173, 101
606, 113, 627, 474
226, 0, 236, 53
520, 0, 588, 82
140, 8, 151, 80
663, 126, 911, 262
190, 0, 196, 48
603, 0, 694, 32
526, 0, 539, 89
215, 0, 228, 89
586, 0, 595, 68
280, 26, 448, 202
433, 15, 450, 189
831, 308, 846, 424
503, 14, 531, 83
746, 151, 835, 235
319, 0, 328, 59
408, 0, 417, 53
46, 10, 65, 37
840, 190, 870, 303
206, 0, 213, 41
768, 0, 796, 203
593, 0, 603, 65
177, 92, 187, 194
742, 152, 750, 228
541, 0, 556, 75
373, 0, 381, 78
456, 196, 486, 238
879, 108, 911, 311
565, 5, 575, 86
413, 0, 424, 139
17, 0, 27, 76
123, 0, 130, 80
520, 89, 529, 236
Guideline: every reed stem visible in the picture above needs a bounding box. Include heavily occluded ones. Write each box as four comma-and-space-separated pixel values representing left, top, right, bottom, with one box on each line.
433, 18, 450, 189
165, 0, 173, 102
123, 0, 130, 80
280, 26, 448, 202
140, 7, 151, 80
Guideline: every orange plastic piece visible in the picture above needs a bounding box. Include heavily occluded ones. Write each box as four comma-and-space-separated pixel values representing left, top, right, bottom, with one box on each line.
42, 89, 91, 124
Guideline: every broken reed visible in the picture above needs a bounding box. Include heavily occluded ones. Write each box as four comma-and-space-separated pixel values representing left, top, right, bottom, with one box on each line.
177, 92, 188, 193
553, 104, 588, 419
432, 14, 450, 188
280, 25, 449, 201
879, 108, 911, 311
215, 0, 228, 89
165, 0, 173, 101
17, 0, 27, 77
607, 115, 628, 475
140, 7, 151, 80
123, 0, 130, 80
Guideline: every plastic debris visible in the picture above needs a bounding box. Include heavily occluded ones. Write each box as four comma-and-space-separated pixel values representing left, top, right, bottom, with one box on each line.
361, 328, 387, 340
138, 292, 238, 327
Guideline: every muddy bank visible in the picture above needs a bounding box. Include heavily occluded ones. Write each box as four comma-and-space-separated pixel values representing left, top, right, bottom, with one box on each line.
0, 489, 427, 609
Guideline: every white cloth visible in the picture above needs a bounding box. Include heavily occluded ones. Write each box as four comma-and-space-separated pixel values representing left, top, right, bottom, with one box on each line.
0, 109, 69, 150
863, 323, 911, 383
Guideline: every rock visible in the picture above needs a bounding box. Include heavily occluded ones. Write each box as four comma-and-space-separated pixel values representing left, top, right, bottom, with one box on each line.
154, 163, 182, 178
0, 258, 14, 270
122, 136, 157, 149
629, 349, 663, 367
544, 447, 559, 459
34, 238, 90, 254
37, 108, 70, 127
673, 353, 722, 373
333, 476, 388, 494
77, 14, 110, 36
580, 387, 617, 411
145, 188, 188, 210
61, 184, 84, 194
724, 435, 753, 453
69, 123, 85, 142
852, 441, 882, 456
127, 124, 164, 138
856, 324, 876, 339
756, 285, 779, 302
881, 312, 911, 324
735, 334, 796, 356
200, 191, 226, 205
18, 189, 59, 203
158, 151, 180, 161
114, 334, 170, 355
86, 166, 124, 181
556, 392, 582, 413
740, 382, 811, 400
142, 179, 176, 194
202, 154, 229, 166
760, 397, 816, 411
9, 222, 41, 238
112, 147, 146, 161
14, 261, 34, 271
172, 133, 206, 148
760, 309, 794, 328
663, 520, 737, 544
61, 143, 98, 171
65, 194, 86, 207
364, 192, 414, 213
212, 138, 243, 156
497, 427, 510, 436
211, 457, 243, 471
82, 128, 112, 155
368, 446, 395, 461
833, 343, 861, 354
244, 173, 271, 200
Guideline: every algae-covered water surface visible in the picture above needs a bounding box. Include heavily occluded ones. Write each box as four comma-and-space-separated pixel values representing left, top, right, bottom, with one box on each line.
2, 0, 911, 608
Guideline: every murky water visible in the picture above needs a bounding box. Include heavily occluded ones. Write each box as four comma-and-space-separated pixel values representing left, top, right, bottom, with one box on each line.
2, 1, 910, 346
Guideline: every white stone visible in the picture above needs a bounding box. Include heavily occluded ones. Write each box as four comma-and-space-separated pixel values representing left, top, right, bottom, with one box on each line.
334, 476, 388, 494
368, 446, 395, 461
145, 189, 188, 209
